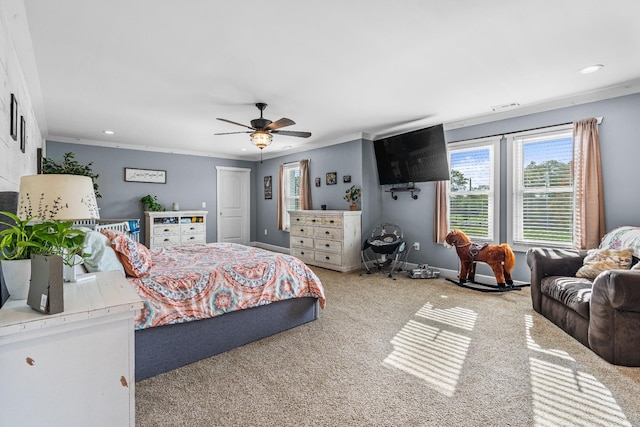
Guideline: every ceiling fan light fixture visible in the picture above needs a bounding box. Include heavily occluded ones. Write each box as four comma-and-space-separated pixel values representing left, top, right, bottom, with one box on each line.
250, 130, 272, 150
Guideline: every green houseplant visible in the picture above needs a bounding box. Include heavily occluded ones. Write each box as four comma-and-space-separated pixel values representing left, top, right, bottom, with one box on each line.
344, 185, 361, 210
0, 211, 86, 299
42, 152, 101, 198
140, 194, 166, 212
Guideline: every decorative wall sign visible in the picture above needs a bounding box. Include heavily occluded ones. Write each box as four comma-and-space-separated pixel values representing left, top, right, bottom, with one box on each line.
20, 116, 26, 153
10, 94, 18, 141
124, 167, 167, 184
326, 172, 337, 185
343, 174, 351, 183
315, 177, 321, 187
264, 176, 272, 199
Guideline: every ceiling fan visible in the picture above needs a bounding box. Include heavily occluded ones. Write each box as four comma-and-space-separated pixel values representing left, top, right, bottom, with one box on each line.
215, 103, 312, 153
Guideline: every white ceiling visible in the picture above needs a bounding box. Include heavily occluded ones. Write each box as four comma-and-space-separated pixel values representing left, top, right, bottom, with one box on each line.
11, 0, 640, 161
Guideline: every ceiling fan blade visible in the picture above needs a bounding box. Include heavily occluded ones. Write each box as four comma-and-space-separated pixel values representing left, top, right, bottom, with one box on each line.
266, 118, 295, 131
216, 118, 255, 130
214, 131, 252, 135
271, 130, 312, 138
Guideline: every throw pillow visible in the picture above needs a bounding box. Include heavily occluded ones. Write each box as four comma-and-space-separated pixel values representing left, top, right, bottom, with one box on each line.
575, 247, 634, 280
82, 230, 125, 275
100, 229, 153, 277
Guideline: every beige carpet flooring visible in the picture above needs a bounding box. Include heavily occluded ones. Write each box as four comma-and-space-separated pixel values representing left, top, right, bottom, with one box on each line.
136, 267, 640, 426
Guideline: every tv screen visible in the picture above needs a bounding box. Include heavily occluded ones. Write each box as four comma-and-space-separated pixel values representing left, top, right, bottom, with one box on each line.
373, 124, 450, 186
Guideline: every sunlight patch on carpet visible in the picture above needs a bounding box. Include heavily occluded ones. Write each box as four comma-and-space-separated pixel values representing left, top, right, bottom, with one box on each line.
383, 303, 477, 396
530, 357, 631, 427
524, 314, 574, 361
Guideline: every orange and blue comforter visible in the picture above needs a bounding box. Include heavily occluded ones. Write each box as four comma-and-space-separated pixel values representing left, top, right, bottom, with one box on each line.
128, 243, 325, 330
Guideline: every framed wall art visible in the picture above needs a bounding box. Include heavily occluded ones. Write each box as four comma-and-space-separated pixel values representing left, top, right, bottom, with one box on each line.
10, 94, 18, 141
315, 177, 321, 187
20, 116, 26, 153
343, 175, 351, 183
264, 176, 272, 199
326, 172, 337, 185
124, 167, 167, 184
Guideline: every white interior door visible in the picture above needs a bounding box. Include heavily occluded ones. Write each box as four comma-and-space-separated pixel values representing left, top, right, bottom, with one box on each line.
216, 166, 250, 244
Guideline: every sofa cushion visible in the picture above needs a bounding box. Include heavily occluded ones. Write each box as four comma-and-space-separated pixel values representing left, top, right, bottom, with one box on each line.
599, 226, 640, 258
541, 276, 593, 319
575, 247, 633, 280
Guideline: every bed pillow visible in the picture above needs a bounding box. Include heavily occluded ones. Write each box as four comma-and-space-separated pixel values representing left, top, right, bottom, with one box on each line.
575, 247, 634, 280
100, 229, 153, 278
82, 230, 125, 275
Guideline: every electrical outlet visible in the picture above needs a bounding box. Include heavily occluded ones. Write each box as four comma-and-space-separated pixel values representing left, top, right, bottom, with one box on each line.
413, 242, 420, 251
201, 201, 206, 208
264, 229, 268, 235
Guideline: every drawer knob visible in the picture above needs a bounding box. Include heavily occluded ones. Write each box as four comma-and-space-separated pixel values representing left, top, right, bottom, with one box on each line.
300, 229, 304, 232
164, 238, 169, 241
330, 220, 335, 223
312, 219, 316, 222
325, 244, 330, 247
301, 251, 305, 255
164, 229, 170, 232
325, 231, 330, 234
325, 256, 330, 260
300, 240, 304, 244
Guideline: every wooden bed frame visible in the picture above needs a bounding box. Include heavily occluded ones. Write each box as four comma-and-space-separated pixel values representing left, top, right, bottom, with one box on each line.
89, 221, 322, 382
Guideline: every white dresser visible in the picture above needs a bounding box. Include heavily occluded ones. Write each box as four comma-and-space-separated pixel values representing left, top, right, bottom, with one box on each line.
145, 210, 207, 249
0, 271, 143, 427
289, 210, 362, 272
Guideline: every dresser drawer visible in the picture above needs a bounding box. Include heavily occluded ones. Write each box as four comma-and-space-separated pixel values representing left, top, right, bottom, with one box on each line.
292, 236, 314, 249
315, 238, 342, 253
290, 225, 314, 237
320, 216, 342, 227
181, 234, 206, 245
290, 215, 307, 227
315, 226, 343, 240
153, 224, 180, 236
315, 251, 342, 266
153, 234, 181, 247
291, 247, 315, 262
180, 223, 205, 235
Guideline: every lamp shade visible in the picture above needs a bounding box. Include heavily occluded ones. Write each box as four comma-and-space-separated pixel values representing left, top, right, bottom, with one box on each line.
17, 174, 100, 221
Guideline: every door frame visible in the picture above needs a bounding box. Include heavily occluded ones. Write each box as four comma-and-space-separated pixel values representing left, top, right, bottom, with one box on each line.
216, 166, 251, 244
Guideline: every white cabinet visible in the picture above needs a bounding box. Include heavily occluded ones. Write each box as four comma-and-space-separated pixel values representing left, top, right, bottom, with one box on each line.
0, 271, 143, 427
145, 210, 207, 249
289, 210, 362, 272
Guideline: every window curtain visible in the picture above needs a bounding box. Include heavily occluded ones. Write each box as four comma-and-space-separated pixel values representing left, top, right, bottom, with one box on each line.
299, 159, 313, 210
573, 118, 605, 249
433, 180, 448, 243
277, 163, 285, 230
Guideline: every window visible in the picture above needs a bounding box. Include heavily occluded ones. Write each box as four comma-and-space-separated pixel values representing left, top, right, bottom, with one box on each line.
447, 137, 500, 242
507, 125, 574, 249
281, 162, 300, 231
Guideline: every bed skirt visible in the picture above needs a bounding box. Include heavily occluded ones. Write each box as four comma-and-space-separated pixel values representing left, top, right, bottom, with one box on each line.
135, 296, 319, 381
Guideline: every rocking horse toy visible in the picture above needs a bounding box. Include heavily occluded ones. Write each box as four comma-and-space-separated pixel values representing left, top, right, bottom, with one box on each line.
444, 229, 519, 292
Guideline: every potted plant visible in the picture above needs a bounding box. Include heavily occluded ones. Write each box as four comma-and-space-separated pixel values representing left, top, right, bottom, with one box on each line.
42, 152, 101, 198
0, 212, 87, 298
140, 194, 166, 212
0, 212, 45, 299
344, 185, 361, 211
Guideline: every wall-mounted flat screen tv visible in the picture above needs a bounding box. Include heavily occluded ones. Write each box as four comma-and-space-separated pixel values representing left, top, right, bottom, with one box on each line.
373, 123, 450, 186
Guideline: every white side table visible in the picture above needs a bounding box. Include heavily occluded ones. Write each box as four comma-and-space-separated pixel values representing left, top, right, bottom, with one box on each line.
0, 270, 143, 427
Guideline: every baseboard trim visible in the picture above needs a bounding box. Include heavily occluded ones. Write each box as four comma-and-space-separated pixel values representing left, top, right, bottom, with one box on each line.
250, 241, 290, 254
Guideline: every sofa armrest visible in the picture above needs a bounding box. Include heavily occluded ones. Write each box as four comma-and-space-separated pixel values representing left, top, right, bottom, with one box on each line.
591, 270, 640, 312
526, 248, 588, 313
589, 270, 640, 366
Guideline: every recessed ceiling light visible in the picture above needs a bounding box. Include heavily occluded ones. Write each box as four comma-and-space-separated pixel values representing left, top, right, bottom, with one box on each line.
580, 64, 604, 74
241, 148, 247, 151
102, 130, 115, 135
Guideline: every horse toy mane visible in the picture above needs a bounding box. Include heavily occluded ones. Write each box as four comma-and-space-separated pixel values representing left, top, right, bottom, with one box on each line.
445, 229, 515, 289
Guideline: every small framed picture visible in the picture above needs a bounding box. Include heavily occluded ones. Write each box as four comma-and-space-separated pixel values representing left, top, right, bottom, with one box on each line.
326, 172, 337, 185
264, 176, 272, 199
20, 116, 26, 153
10, 94, 18, 141
315, 177, 321, 187
343, 175, 351, 183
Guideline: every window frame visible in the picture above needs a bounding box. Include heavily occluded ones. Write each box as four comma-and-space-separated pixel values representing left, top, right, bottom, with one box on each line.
281, 162, 301, 232
446, 136, 501, 244
506, 124, 575, 251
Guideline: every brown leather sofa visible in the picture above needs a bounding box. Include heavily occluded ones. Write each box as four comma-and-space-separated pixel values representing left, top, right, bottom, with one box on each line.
527, 247, 640, 366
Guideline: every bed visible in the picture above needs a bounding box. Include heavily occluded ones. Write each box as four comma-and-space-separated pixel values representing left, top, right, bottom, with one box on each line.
83, 222, 325, 381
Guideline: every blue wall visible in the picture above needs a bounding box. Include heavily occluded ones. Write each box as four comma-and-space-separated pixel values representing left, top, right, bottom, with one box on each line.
45, 142, 255, 243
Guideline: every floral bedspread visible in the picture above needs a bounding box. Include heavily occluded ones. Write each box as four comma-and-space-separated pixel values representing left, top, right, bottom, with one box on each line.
128, 243, 325, 330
